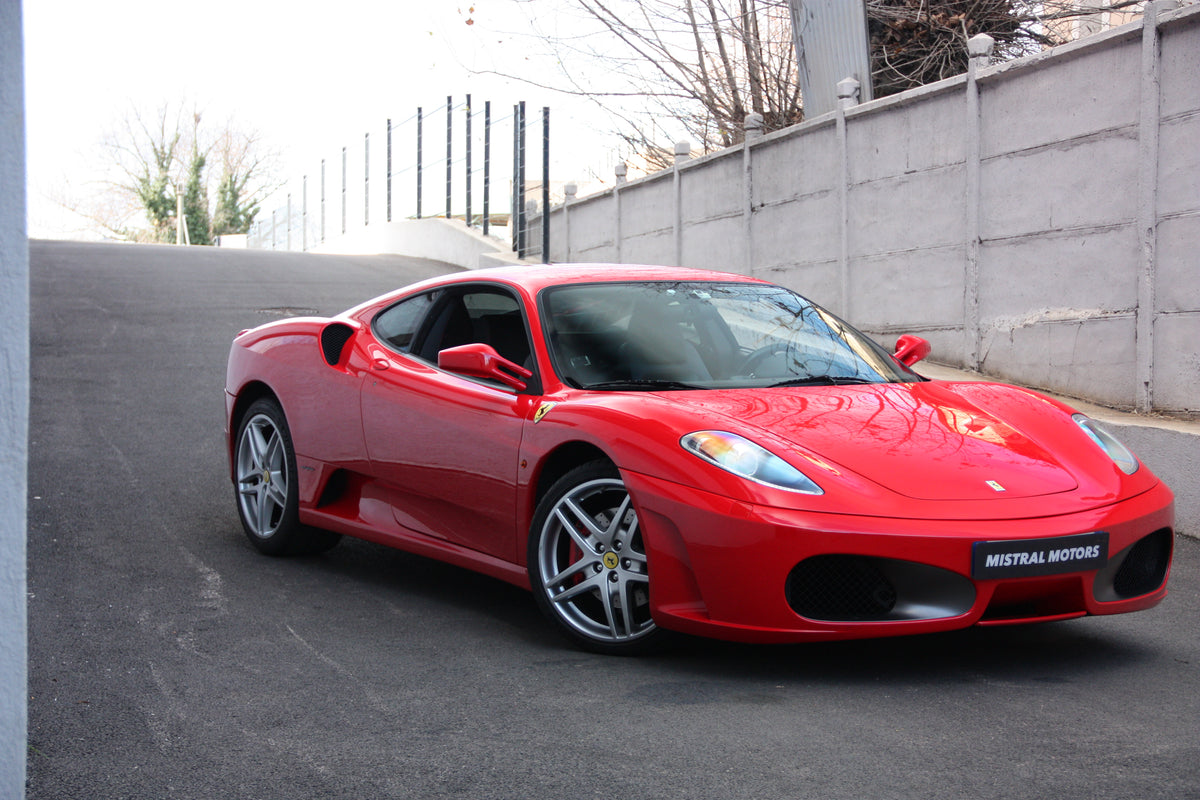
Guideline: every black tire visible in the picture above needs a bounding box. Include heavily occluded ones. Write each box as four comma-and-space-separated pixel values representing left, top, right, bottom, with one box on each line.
527, 460, 662, 654
233, 398, 340, 556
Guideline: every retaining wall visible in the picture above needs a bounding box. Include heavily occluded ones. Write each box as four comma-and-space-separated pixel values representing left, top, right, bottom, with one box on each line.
540, 2, 1200, 415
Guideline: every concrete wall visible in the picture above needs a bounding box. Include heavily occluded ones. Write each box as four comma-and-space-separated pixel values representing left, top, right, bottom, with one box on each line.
541, 2, 1200, 416
1, 2, 28, 796
309, 216, 511, 269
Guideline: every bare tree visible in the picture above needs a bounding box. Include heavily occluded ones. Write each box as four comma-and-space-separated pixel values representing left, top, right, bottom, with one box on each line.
66, 102, 278, 243
210, 122, 278, 238
490, 0, 1146, 169
99, 103, 184, 241
868, 1, 1147, 97
503, 0, 801, 168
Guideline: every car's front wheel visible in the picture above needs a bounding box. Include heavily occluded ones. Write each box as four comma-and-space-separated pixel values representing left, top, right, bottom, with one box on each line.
234, 398, 340, 556
528, 461, 660, 654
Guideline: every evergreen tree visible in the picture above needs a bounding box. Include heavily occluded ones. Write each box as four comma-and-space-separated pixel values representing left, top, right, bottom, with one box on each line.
182, 150, 211, 245
97, 103, 275, 243
133, 129, 179, 242
212, 170, 258, 236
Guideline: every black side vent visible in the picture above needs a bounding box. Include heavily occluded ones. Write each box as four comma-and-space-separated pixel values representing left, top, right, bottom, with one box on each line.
320, 323, 356, 366
1112, 528, 1173, 598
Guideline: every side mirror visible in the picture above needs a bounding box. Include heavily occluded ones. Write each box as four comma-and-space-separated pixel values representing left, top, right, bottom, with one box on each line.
438, 343, 533, 391
893, 334, 931, 367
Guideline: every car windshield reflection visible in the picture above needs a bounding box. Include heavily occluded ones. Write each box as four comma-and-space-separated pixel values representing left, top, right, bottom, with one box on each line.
541, 281, 924, 390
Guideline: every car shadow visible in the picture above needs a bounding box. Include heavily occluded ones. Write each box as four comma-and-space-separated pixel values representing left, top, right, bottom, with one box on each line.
236, 528, 1161, 686
649, 618, 1156, 689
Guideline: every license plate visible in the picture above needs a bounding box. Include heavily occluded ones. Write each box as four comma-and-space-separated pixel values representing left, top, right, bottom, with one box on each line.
971, 531, 1109, 579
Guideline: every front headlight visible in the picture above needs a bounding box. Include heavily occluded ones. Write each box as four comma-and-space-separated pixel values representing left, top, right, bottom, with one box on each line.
1072, 414, 1139, 475
681, 431, 823, 495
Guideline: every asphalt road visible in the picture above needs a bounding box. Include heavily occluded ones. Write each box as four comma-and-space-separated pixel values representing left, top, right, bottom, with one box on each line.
26, 240, 1200, 800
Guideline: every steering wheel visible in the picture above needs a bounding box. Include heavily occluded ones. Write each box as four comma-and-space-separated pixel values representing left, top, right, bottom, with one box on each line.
736, 343, 798, 378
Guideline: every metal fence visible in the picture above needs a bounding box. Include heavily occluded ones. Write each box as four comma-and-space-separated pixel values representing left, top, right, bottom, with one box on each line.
249, 96, 552, 261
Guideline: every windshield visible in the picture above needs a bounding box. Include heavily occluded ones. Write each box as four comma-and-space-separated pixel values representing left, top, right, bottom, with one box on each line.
541, 281, 924, 390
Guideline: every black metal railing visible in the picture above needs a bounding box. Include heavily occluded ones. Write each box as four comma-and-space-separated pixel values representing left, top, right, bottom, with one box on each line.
250, 96, 553, 263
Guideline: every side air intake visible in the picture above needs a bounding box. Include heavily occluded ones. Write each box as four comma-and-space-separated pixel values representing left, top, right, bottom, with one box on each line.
320, 323, 356, 366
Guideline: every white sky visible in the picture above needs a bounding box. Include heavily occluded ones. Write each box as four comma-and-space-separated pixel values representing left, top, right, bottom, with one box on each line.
22, 0, 627, 238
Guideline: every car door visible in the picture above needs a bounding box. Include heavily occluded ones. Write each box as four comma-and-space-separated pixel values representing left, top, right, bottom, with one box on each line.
360, 285, 541, 563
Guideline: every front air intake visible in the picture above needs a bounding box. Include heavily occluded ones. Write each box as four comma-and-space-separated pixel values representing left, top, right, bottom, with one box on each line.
786, 555, 976, 622
1112, 528, 1173, 598
786, 555, 897, 621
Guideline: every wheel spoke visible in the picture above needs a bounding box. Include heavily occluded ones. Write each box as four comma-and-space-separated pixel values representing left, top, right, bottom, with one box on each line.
609, 494, 633, 535
546, 555, 594, 590
264, 429, 285, 472
617, 579, 645, 638
599, 582, 620, 638
265, 476, 288, 509
557, 496, 606, 546
247, 421, 270, 470
256, 483, 275, 533
551, 571, 604, 604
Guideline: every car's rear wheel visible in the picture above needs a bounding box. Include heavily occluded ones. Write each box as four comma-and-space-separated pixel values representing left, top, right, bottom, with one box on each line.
528, 461, 660, 654
234, 398, 340, 556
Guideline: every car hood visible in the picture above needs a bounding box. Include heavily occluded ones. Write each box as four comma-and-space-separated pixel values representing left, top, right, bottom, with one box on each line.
666, 381, 1082, 502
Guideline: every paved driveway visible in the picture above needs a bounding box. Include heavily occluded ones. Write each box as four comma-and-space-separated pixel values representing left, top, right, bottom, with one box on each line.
26, 240, 1200, 799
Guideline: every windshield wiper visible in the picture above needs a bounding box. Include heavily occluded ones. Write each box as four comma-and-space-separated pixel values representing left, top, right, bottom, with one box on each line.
768, 375, 879, 388
581, 379, 709, 391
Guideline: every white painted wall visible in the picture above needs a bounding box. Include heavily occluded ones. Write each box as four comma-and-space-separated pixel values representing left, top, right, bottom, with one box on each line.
0, 2, 29, 796
540, 3, 1200, 416
310, 216, 513, 270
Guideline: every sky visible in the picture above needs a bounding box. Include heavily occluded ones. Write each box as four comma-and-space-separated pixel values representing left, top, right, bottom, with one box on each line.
22, 0, 628, 238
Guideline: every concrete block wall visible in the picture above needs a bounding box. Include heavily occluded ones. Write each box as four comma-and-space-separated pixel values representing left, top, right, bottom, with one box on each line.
544, 2, 1200, 416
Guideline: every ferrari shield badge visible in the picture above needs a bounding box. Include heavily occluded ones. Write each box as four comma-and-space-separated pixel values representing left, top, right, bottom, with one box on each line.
533, 402, 557, 424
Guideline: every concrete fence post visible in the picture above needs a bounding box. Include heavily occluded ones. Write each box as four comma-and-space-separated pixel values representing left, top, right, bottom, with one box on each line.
744, 113, 764, 274
1136, 2, 1175, 411
968, 32, 995, 70
964, 33, 994, 371
836, 78, 860, 318
674, 141, 691, 266
564, 183, 577, 262
614, 162, 627, 262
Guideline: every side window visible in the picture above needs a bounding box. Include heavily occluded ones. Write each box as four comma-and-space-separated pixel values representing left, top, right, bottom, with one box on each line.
373, 290, 439, 353
463, 292, 532, 368
417, 289, 532, 369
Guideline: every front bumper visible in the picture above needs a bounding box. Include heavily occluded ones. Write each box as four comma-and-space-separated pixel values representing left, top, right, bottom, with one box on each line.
623, 472, 1174, 643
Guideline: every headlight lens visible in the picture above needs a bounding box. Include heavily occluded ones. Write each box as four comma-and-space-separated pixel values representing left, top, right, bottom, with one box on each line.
1072, 414, 1139, 475
681, 431, 823, 495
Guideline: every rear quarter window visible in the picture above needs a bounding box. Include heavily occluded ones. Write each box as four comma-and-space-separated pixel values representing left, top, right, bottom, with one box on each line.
373, 290, 439, 352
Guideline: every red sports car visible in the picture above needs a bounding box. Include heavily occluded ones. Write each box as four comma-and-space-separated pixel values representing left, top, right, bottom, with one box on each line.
225, 264, 1174, 653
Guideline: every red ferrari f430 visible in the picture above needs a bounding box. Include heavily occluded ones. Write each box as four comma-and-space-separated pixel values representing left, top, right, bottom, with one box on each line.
225, 265, 1174, 653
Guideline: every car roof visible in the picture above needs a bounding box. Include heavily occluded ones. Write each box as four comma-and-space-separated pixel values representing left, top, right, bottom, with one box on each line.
430, 263, 769, 294
341, 263, 775, 320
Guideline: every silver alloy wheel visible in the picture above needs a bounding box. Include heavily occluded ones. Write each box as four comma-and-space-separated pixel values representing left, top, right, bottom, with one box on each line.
236, 412, 290, 539
534, 477, 655, 644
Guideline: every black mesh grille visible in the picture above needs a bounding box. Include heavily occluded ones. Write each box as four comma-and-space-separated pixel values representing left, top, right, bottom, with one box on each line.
786, 555, 898, 621
1113, 528, 1172, 598
321, 324, 355, 366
